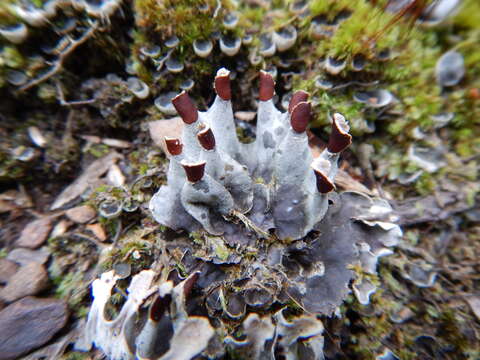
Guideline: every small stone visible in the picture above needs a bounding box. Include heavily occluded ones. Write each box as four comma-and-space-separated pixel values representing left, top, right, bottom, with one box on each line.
0, 296, 68, 360
16, 217, 53, 249
0, 259, 19, 284
86, 223, 107, 241
0, 263, 49, 303
65, 205, 96, 224
7, 248, 50, 266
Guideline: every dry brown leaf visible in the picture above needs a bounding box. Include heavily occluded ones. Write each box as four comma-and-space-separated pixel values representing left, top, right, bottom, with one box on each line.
50, 152, 122, 210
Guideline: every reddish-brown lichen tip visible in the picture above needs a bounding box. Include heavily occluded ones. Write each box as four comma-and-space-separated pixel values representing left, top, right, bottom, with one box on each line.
164, 137, 183, 156
149, 293, 172, 322
172, 91, 198, 124
259, 70, 275, 101
197, 127, 216, 150
327, 113, 352, 153
290, 102, 312, 133
312, 166, 335, 193
214, 68, 231, 101
183, 271, 200, 297
182, 161, 206, 183
288, 90, 309, 113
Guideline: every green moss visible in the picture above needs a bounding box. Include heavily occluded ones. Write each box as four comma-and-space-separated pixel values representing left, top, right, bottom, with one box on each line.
437, 310, 470, 352
452, 0, 480, 30
414, 172, 436, 195
310, 0, 405, 60
2, 46, 25, 69
134, 0, 218, 44
86, 144, 110, 158
53, 271, 86, 308
62, 352, 92, 360
0, 0, 18, 26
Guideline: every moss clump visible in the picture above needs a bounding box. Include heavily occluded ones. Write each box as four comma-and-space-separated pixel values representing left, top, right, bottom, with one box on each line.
134, 0, 220, 45
310, 0, 407, 60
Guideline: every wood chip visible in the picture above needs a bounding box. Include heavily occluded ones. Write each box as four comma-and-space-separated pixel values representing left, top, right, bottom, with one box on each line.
148, 117, 184, 153
50, 152, 122, 210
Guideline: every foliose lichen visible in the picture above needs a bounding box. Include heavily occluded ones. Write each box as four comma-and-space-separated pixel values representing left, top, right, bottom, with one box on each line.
83, 68, 402, 360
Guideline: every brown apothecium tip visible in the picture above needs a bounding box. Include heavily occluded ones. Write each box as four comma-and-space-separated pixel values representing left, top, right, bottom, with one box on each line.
172, 91, 198, 124
197, 127, 216, 150
183, 272, 200, 297
290, 102, 312, 133
149, 293, 172, 322
214, 69, 231, 101
259, 71, 275, 101
288, 90, 309, 113
327, 113, 352, 153
182, 161, 206, 183
312, 167, 335, 193
164, 137, 183, 156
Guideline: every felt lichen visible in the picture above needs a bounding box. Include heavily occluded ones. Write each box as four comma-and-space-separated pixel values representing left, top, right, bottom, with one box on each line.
84, 68, 403, 359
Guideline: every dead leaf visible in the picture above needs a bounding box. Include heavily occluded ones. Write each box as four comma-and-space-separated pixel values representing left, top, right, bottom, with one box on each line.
50, 152, 122, 210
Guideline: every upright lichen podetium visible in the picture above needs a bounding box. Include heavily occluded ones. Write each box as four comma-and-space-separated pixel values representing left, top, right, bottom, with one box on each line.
149, 68, 352, 241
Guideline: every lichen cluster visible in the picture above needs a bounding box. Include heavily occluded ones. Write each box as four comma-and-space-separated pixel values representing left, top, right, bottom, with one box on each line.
1, 0, 479, 359
84, 69, 402, 359
0, 0, 125, 92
